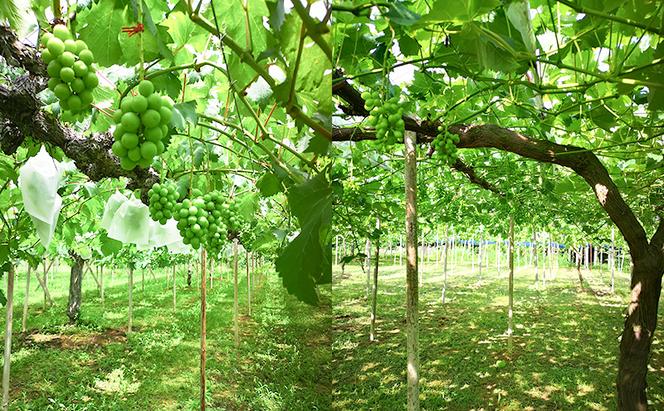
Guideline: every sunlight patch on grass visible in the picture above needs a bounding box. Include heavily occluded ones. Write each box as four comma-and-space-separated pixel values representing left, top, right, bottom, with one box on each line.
525, 384, 561, 400
93, 367, 140, 394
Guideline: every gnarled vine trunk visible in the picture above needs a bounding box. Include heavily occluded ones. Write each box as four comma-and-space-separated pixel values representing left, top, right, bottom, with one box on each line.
616, 249, 664, 410
67, 252, 84, 324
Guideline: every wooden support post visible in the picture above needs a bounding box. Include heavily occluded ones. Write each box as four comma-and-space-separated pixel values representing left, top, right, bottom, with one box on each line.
128, 268, 133, 333
404, 130, 419, 411
200, 249, 207, 411
21, 266, 30, 334
233, 240, 239, 348
2, 265, 15, 411
507, 217, 514, 336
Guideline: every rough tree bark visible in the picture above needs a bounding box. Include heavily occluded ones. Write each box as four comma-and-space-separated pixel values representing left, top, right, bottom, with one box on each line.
333, 76, 664, 409
404, 130, 419, 411
66, 253, 84, 324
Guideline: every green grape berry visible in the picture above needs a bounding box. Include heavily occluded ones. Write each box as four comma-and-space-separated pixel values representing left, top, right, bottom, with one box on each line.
52, 24, 71, 41
78, 49, 94, 65
138, 80, 154, 97
59, 67, 75, 83
58, 51, 75, 67
121, 132, 139, 149
46, 37, 64, 56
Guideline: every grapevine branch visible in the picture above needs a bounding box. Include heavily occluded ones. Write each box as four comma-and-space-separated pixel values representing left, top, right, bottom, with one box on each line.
186, 6, 332, 140
0, 26, 158, 192
333, 68, 653, 260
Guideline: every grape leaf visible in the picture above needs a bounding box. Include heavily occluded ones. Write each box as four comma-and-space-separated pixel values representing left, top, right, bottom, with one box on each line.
78, 1, 126, 67
275, 172, 332, 305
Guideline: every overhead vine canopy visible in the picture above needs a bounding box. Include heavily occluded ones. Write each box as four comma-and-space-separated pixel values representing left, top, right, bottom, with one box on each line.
332, 0, 663, 237
0, 0, 333, 304
331, 1, 663, 408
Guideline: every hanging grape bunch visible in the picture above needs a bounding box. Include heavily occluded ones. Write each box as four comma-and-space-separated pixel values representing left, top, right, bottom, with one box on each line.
433, 126, 460, 164
111, 80, 174, 171
147, 181, 179, 224
174, 194, 210, 250
361, 91, 405, 145
40, 24, 99, 121
222, 198, 245, 233
204, 191, 228, 257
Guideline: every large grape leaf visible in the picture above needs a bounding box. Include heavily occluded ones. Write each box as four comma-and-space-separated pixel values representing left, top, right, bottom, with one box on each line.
425, 0, 500, 23
78, 1, 127, 67
275, 172, 332, 305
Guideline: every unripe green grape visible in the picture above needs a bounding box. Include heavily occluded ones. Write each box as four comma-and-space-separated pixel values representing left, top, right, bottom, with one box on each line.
127, 147, 141, 162
47, 60, 62, 78
73, 61, 88, 77
47, 77, 60, 91
60, 67, 75, 83
145, 127, 163, 142
121, 132, 139, 149
119, 157, 136, 170
147, 94, 162, 110
68, 95, 82, 112
140, 142, 157, 159
58, 51, 75, 67
132, 95, 148, 113
41, 49, 53, 63
161, 96, 174, 110
138, 80, 154, 97
113, 125, 125, 141
112, 111, 123, 125
78, 49, 94, 65
141, 109, 160, 128
46, 37, 65, 56
120, 97, 133, 113
53, 83, 71, 100
52, 24, 71, 41
83, 72, 98, 88
64, 39, 77, 53
40, 32, 53, 46
112, 141, 127, 157
121, 112, 141, 132
159, 107, 172, 125
71, 78, 85, 93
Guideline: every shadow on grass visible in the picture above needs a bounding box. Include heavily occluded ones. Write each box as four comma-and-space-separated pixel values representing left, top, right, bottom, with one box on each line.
6, 267, 331, 411
332, 259, 663, 410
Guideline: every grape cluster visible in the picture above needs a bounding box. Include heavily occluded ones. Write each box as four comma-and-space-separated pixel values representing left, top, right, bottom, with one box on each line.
111, 80, 174, 171
361, 91, 405, 145
433, 126, 460, 164
174, 196, 210, 250
203, 192, 228, 257
147, 181, 179, 224
223, 199, 244, 233
40, 24, 98, 121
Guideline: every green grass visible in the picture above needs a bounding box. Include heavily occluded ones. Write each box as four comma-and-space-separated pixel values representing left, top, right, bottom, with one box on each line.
2, 263, 330, 410
332, 251, 664, 410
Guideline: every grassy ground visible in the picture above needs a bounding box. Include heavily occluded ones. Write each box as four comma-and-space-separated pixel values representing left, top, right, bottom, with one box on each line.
332, 250, 664, 410
2, 261, 331, 410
